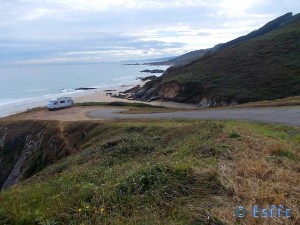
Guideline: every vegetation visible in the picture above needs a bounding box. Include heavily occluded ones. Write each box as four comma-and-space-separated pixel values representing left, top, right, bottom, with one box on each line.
75, 101, 188, 114
74, 101, 164, 108
235, 95, 300, 108
0, 119, 299, 224
150, 13, 299, 66
141, 15, 300, 105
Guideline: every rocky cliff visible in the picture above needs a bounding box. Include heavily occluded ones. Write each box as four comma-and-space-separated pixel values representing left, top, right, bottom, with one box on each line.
0, 120, 99, 190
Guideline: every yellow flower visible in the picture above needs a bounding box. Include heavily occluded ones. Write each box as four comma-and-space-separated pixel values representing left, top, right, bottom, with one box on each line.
100, 208, 105, 214
86, 206, 90, 209
78, 208, 82, 212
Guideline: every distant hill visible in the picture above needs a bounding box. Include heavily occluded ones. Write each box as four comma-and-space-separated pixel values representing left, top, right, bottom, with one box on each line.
121, 56, 177, 65
150, 12, 300, 66
132, 13, 300, 107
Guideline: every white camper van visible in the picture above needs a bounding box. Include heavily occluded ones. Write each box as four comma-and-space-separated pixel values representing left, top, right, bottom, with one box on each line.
47, 97, 74, 110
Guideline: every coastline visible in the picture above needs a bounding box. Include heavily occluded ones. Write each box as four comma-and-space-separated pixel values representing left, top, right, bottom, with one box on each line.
0, 79, 197, 118
0, 80, 143, 118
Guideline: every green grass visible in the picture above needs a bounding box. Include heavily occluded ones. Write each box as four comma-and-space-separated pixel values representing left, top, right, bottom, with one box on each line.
0, 120, 299, 224
141, 21, 300, 105
74, 101, 188, 114
74, 101, 164, 108
229, 131, 241, 139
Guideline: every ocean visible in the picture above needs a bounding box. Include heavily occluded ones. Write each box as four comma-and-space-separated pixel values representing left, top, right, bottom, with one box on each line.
0, 63, 168, 116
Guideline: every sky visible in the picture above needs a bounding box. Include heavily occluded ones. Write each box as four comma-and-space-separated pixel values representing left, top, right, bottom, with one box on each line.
0, 0, 299, 65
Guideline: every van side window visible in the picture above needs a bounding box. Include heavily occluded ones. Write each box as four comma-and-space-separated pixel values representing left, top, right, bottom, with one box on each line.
60, 101, 65, 103
54, 102, 58, 105
67, 100, 70, 102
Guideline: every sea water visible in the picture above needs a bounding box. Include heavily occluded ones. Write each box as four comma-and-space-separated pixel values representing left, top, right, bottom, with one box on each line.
0, 62, 168, 116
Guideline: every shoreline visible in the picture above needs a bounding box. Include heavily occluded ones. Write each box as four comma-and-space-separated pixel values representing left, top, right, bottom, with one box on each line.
0, 80, 142, 118
0, 79, 197, 118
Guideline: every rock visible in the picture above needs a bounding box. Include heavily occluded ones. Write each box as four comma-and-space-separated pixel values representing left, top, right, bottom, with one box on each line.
75, 87, 97, 90
149, 96, 162, 101
140, 88, 157, 101
198, 98, 217, 108
139, 75, 158, 81
133, 88, 147, 99
2, 131, 44, 190
230, 100, 239, 106
158, 82, 181, 99
198, 98, 239, 108
123, 85, 142, 94
140, 69, 165, 73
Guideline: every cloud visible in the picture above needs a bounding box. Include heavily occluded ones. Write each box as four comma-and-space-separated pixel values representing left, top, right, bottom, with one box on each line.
25, 0, 213, 11
0, 0, 299, 64
216, 0, 263, 16
21, 8, 58, 21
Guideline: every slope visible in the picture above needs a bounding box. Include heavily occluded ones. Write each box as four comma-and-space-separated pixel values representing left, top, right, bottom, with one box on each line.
150, 12, 300, 66
135, 19, 300, 106
0, 119, 299, 224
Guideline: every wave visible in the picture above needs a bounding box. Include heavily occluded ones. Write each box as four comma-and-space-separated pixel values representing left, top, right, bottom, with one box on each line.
0, 98, 36, 107
0, 89, 89, 108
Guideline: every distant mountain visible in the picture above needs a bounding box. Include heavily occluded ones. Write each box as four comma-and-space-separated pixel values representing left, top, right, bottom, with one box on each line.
131, 13, 300, 107
150, 12, 300, 66
121, 56, 177, 65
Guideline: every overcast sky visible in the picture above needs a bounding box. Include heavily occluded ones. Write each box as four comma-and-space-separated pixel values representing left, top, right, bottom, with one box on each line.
0, 0, 299, 65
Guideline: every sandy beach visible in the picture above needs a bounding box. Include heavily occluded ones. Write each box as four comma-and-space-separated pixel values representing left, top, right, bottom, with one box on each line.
0, 80, 196, 118
73, 84, 197, 109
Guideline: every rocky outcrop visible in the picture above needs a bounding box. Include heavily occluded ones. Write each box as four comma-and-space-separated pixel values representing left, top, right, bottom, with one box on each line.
133, 88, 157, 101
1, 131, 44, 190
198, 98, 218, 108
140, 69, 165, 73
0, 121, 100, 190
198, 98, 239, 108
114, 79, 240, 107
136, 75, 158, 81
158, 82, 181, 98
75, 87, 97, 90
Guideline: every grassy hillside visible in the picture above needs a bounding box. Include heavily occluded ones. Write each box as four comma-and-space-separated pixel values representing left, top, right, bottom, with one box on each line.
150, 13, 299, 66
0, 119, 299, 224
138, 19, 300, 106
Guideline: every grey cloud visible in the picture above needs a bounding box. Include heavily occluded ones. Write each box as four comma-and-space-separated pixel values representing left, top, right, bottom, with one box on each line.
0, 0, 300, 64
197, 32, 212, 36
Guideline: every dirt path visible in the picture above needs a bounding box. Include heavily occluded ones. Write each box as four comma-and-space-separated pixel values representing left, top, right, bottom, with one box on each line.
20, 107, 103, 121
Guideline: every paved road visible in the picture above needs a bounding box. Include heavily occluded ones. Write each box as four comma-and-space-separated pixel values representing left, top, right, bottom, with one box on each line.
87, 106, 300, 127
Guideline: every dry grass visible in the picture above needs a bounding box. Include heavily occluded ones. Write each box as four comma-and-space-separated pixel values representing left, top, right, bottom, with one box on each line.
235, 96, 300, 108
120, 107, 190, 114
0, 120, 299, 224
216, 123, 300, 225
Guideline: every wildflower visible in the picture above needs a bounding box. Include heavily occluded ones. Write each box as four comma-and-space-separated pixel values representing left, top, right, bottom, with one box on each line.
78, 208, 82, 212
100, 208, 105, 214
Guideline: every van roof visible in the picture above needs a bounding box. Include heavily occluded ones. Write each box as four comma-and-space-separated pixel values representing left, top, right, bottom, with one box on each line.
49, 97, 72, 101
